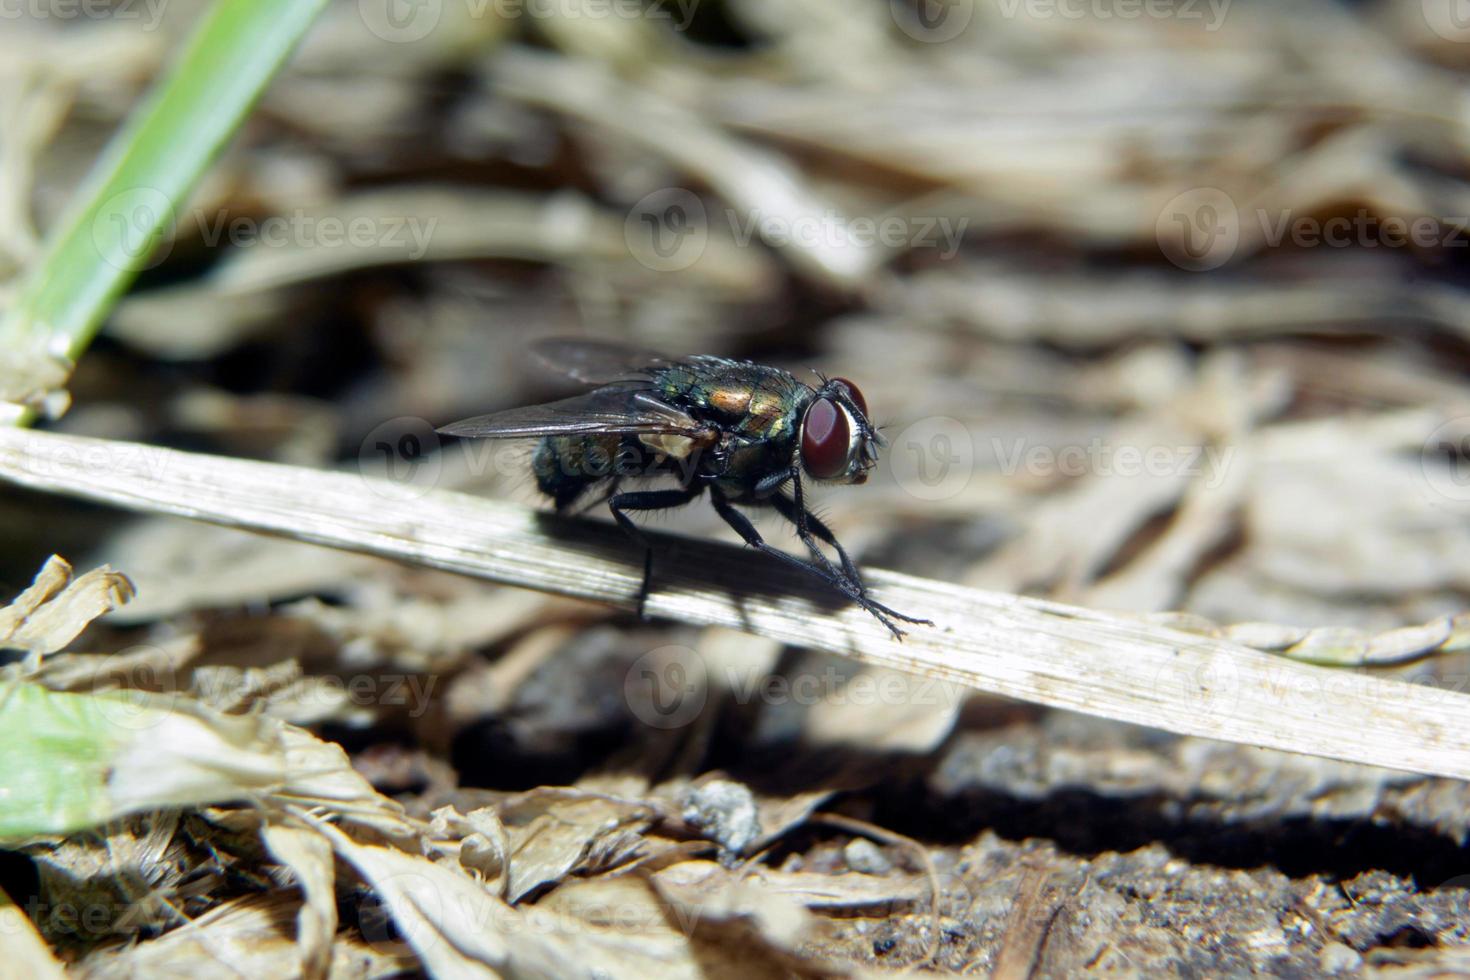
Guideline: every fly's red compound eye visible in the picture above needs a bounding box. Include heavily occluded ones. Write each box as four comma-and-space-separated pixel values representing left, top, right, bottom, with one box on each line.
801, 396, 851, 480
832, 377, 868, 418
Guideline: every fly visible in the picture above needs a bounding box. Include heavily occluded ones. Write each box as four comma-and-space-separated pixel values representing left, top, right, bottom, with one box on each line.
437, 339, 932, 639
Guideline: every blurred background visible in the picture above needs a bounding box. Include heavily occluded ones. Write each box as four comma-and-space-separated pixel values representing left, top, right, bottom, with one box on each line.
6, 0, 1470, 971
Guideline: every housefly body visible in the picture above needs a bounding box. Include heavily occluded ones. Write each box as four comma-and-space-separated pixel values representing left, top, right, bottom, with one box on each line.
437, 339, 931, 639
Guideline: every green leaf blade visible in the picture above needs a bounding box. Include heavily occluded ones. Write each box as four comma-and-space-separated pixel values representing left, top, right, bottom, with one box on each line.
0, 0, 331, 393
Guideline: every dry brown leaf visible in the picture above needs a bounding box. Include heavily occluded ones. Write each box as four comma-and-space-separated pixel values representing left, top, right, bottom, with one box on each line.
74, 892, 409, 980
261, 823, 337, 980
500, 789, 658, 901
0, 556, 134, 656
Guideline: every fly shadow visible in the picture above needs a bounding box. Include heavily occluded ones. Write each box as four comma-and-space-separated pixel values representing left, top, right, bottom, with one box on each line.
529, 506, 862, 636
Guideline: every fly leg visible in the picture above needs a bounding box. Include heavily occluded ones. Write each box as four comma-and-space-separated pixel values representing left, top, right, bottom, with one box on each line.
710, 488, 915, 640
771, 486, 860, 585
608, 487, 702, 618
773, 476, 934, 631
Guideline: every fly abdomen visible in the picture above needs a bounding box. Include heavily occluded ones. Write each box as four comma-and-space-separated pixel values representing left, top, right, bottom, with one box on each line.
534, 434, 659, 511
534, 434, 610, 511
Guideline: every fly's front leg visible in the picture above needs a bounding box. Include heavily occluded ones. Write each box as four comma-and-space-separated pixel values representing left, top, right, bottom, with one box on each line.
608, 487, 701, 618
710, 489, 913, 639
777, 473, 934, 630
779, 472, 861, 585
772, 492, 859, 585
754, 468, 849, 586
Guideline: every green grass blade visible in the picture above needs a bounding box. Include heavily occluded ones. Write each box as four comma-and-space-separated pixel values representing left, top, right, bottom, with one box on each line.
0, 0, 330, 414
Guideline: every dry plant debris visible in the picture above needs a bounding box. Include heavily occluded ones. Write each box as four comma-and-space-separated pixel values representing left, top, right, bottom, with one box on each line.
6, 0, 1470, 975
0, 557, 892, 978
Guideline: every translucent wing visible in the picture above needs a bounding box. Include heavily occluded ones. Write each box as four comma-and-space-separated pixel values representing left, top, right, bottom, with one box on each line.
530, 338, 675, 385
437, 386, 713, 440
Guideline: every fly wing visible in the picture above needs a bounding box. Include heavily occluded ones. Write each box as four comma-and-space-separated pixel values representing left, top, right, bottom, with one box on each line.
437, 386, 712, 440
530, 338, 675, 385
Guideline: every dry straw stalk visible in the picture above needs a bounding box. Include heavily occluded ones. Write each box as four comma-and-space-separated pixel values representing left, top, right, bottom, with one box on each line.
1, 427, 1466, 781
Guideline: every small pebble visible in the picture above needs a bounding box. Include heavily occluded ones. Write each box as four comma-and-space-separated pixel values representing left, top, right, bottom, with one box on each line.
1318, 942, 1362, 974
844, 838, 892, 875
680, 779, 761, 854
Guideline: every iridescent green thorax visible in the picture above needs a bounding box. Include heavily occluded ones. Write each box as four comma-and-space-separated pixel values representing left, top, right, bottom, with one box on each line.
652, 359, 811, 442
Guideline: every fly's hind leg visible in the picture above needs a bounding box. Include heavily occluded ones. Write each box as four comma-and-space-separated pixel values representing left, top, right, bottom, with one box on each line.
608, 487, 702, 618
